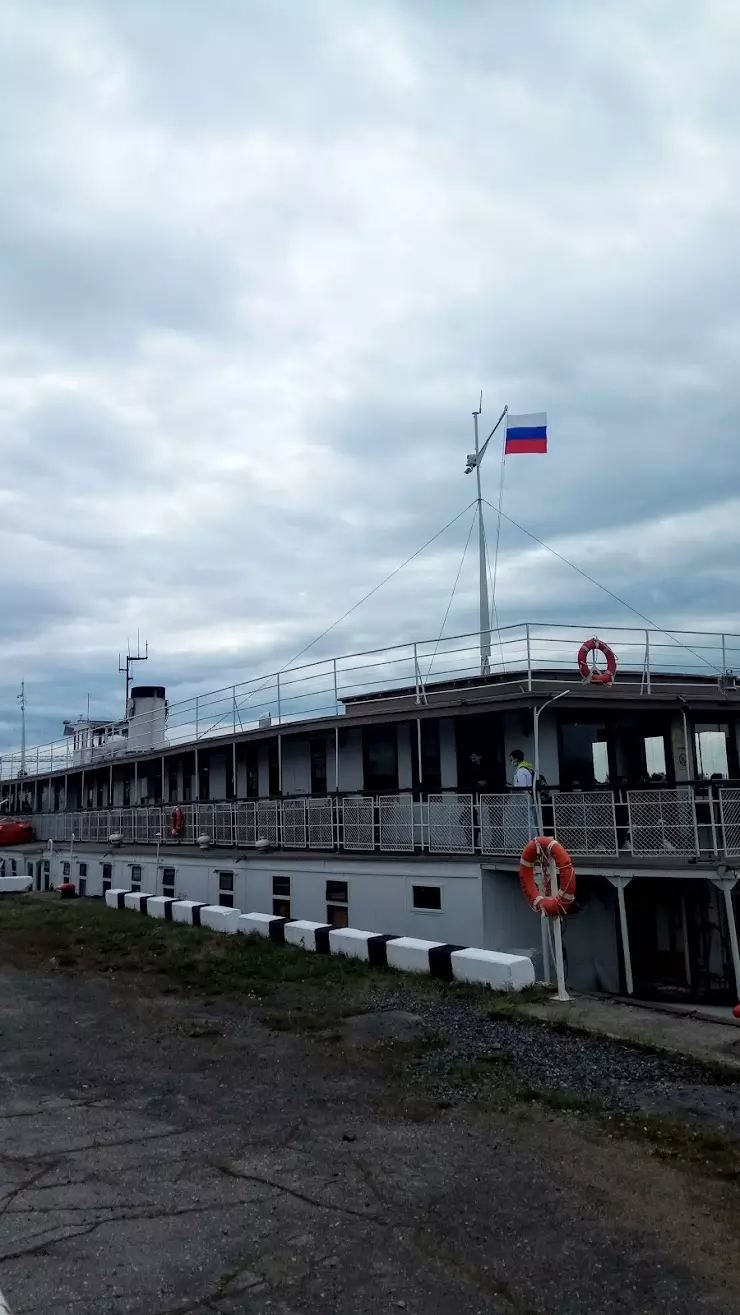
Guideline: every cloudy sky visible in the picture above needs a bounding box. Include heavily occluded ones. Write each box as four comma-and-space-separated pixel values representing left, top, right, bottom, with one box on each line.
1, 0, 739, 751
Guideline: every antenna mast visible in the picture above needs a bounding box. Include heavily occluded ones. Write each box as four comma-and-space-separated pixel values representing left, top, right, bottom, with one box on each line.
464, 396, 508, 676
119, 633, 149, 713
18, 680, 25, 778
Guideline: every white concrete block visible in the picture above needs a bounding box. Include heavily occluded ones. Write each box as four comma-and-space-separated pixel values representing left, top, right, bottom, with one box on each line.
283, 919, 329, 952
238, 912, 283, 937
450, 947, 535, 992
171, 900, 205, 925
199, 905, 241, 934
0, 876, 32, 893
105, 888, 129, 909
123, 892, 153, 912
147, 896, 176, 920
328, 927, 377, 960
386, 936, 444, 974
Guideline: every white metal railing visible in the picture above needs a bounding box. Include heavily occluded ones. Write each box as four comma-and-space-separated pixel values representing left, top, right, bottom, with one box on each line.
3, 620, 740, 783
19, 785, 740, 861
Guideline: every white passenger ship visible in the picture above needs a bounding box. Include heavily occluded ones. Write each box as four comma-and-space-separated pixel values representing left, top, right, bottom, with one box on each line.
2, 620, 740, 1004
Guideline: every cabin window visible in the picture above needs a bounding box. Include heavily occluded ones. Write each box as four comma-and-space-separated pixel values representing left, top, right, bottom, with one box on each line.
245, 745, 259, 799
218, 871, 234, 908
162, 866, 176, 898
644, 735, 667, 781
62, 861, 70, 877
326, 879, 349, 929
310, 739, 328, 795
272, 874, 291, 919
78, 862, 87, 877
412, 884, 442, 912
559, 721, 610, 789
694, 723, 734, 780
102, 862, 112, 893
268, 741, 280, 795
363, 726, 399, 794
131, 864, 141, 891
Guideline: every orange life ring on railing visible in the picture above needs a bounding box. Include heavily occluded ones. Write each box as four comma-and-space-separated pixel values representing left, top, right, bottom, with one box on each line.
519, 836, 576, 917
578, 636, 617, 686
169, 806, 184, 839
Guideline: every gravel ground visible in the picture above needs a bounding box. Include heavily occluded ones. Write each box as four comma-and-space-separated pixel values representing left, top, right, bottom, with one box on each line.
357, 985, 740, 1131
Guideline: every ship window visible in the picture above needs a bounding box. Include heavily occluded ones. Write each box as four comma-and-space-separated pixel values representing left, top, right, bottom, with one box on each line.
162, 866, 176, 897
131, 864, 141, 891
363, 726, 399, 793
326, 878, 348, 929
78, 862, 87, 877
272, 874, 291, 919
218, 870, 234, 908
102, 862, 112, 893
559, 721, 610, 789
644, 735, 667, 780
62, 861, 70, 876
310, 739, 327, 794
694, 724, 732, 780
412, 884, 442, 912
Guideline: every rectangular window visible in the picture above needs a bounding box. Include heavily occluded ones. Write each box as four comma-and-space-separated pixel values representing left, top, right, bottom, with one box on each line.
412, 884, 442, 912
326, 880, 348, 904
272, 874, 291, 920
78, 862, 87, 877
162, 866, 176, 897
326, 878, 349, 930
218, 871, 234, 908
559, 721, 610, 790
131, 864, 141, 891
310, 739, 328, 795
218, 871, 234, 891
268, 740, 280, 796
694, 723, 733, 780
62, 861, 70, 876
363, 726, 399, 793
102, 862, 112, 893
644, 735, 667, 780
246, 745, 259, 799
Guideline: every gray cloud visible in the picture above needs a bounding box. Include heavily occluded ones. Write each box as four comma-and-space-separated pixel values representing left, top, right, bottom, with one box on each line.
0, 0, 739, 752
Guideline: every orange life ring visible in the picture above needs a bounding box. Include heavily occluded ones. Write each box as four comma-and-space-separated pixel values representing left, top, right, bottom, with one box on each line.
519, 836, 576, 917
578, 636, 617, 686
169, 806, 184, 839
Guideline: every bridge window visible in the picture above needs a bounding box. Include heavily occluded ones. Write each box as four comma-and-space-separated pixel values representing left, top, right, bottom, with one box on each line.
412, 884, 442, 912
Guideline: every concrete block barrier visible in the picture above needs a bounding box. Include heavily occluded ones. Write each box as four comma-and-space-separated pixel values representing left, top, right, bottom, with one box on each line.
146, 896, 177, 920
0, 876, 32, 893
105, 888, 129, 910
171, 900, 207, 926
386, 936, 446, 975
103, 896, 536, 992
283, 919, 332, 953
450, 947, 535, 991
123, 892, 152, 914
238, 912, 289, 942
328, 927, 395, 966
199, 905, 241, 934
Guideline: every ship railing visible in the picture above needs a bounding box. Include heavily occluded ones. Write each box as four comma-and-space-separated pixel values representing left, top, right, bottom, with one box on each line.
2, 620, 740, 783
21, 784, 740, 861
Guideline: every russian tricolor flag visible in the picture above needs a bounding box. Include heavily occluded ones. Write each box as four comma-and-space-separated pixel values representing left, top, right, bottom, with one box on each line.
505, 412, 547, 455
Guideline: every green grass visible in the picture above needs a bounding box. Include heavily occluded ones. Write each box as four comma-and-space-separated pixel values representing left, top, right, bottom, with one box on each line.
0, 896, 379, 1000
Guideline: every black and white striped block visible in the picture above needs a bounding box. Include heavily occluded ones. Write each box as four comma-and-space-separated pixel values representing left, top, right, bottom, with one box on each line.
283, 920, 332, 953
146, 896, 177, 920
328, 927, 397, 967
237, 912, 290, 943
171, 900, 207, 927
199, 905, 240, 934
104, 888, 130, 910
123, 892, 152, 914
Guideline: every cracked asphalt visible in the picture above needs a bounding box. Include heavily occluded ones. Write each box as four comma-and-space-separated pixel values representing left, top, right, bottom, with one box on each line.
3, 966, 740, 1313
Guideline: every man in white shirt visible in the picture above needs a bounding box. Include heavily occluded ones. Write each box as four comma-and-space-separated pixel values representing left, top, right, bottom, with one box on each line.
510, 749, 534, 790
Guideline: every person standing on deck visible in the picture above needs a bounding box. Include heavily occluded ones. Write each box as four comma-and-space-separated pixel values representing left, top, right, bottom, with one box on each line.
504, 749, 537, 850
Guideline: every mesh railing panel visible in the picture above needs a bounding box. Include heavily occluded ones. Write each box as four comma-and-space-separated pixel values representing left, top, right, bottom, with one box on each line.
720, 789, 740, 856
479, 793, 536, 855
282, 799, 307, 848
307, 798, 334, 848
378, 795, 415, 851
235, 801, 257, 847
428, 794, 474, 853
553, 792, 618, 856
256, 801, 279, 846
627, 788, 697, 855
342, 797, 375, 850
195, 805, 215, 840
214, 803, 233, 846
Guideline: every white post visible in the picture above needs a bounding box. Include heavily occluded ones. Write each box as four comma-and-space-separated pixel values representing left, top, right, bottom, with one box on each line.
551, 917, 569, 1002
473, 408, 491, 677
335, 726, 340, 795
680, 889, 692, 987
526, 624, 532, 692
277, 733, 282, 793
540, 913, 552, 986
712, 875, 740, 1001
333, 659, 339, 716
276, 673, 282, 725
645, 630, 651, 694
608, 875, 634, 996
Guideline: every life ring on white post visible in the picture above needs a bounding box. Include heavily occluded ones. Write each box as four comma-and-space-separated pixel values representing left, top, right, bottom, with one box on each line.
169, 806, 184, 839
578, 637, 617, 686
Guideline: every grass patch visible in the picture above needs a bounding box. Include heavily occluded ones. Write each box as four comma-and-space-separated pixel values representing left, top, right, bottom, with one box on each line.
0, 897, 379, 1000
